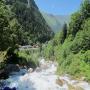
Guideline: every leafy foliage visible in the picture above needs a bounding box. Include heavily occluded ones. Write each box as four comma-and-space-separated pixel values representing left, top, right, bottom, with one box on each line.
0, 0, 54, 73
0, 0, 26, 50
43, 0, 90, 81
0, 1, 12, 50
0, 0, 54, 51
6, 0, 54, 44
18, 49, 40, 68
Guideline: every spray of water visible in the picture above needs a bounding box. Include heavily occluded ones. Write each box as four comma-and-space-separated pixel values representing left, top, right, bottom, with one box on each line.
1, 58, 90, 90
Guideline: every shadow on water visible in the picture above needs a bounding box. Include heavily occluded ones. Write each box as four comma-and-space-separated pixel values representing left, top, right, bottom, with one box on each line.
0, 69, 36, 90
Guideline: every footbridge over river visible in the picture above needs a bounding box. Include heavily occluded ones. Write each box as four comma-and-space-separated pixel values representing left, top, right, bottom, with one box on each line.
19, 45, 41, 53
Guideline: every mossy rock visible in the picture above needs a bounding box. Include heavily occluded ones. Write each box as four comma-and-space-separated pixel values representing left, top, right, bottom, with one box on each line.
68, 84, 84, 90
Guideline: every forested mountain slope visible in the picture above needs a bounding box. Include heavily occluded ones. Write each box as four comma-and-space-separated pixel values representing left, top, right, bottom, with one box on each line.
42, 12, 70, 33
0, 0, 54, 51
43, 0, 90, 81
0, 0, 54, 78
6, 0, 54, 44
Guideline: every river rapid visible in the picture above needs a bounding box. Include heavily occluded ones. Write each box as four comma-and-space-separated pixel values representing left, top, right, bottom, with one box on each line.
0, 58, 90, 90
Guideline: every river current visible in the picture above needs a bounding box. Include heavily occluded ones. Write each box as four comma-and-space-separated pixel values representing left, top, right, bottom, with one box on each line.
0, 58, 90, 90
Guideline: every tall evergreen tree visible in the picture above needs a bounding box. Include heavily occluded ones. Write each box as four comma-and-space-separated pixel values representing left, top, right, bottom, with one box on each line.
61, 23, 67, 44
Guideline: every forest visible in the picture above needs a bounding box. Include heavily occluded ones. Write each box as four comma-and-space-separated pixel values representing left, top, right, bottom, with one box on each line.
0, 0, 90, 90
0, 0, 53, 51
43, 0, 90, 81
0, 0, 53, 78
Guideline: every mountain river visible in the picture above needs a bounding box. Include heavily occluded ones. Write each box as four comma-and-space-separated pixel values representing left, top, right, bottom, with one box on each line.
0, 58, 90, 90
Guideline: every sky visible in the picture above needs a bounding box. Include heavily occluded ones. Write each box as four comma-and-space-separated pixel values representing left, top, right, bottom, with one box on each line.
34, 0, 82, 15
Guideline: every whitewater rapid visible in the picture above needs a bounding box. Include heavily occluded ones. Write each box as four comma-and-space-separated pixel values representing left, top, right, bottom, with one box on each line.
1, 58, 90, 90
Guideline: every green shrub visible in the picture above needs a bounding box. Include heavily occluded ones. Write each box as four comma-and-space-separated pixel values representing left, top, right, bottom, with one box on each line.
18, 49, 40, 68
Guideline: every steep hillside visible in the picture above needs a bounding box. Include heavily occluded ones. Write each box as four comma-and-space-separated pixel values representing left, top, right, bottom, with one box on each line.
41, 12, 70, 32
5, 0, 54, 44
43, 0, 90, 81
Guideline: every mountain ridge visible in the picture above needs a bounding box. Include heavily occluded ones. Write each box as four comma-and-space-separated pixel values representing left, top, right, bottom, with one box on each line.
41, 12, 70, 32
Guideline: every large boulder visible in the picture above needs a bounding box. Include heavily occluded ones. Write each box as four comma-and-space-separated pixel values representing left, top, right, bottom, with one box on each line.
68, 84, 84, 90
56, 78, 65, 86
5, 64, 20, 73
28, 68, 33, 73
36, 67, 42, 72
0, 64, 20, 79
4, 87, 16, 90
0, 69, 9, 79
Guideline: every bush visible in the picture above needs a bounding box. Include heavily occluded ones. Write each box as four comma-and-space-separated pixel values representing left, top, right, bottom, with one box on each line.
43, 41, 54, 60
5, 45, 19, 64
18, 49, 40, 68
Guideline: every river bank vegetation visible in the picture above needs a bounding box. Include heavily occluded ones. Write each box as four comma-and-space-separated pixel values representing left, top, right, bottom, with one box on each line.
0, 0, 53, 79
43, 0, 90, 81
0, 0, 90, 83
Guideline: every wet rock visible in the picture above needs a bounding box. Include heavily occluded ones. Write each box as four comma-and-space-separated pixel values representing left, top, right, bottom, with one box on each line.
68, 84, 76, 90
75, 86, 84, 90
5, 64, 20, 73
0, 81, 6, 89
71, 80, 79, 85
40, 64, 48, 69
28, 68, 33, 73
4, 87, 16, 90
81, 77, 86, 81
23, 66, 27, 69
0, 69, 9, 79
56, 79, 65, 86
39, 59, 45, 65
36, 67, 42, 72
0, 64, 20, 79
68, 84, 84, 90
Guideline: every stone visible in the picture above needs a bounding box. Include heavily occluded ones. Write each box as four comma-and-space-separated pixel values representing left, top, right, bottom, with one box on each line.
81, 77, 86, 81
56, 79, 65, 86
68, 84, 84, 90
68, 84, 76, 90
0, 69, 9, 79
28, 68, 33, 73
40, 64, 48, 69
0, 64, 20, 79
36, 67, 42, 72
75, 86, 84, 90
4, 87, 16, 90
5, 64, 20, 73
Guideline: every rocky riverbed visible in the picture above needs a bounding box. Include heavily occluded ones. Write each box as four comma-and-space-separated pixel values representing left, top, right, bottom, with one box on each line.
0, 58, 90, 90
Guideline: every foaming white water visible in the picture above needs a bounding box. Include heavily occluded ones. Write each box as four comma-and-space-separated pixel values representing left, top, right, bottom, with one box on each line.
3, 58, 90, 90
